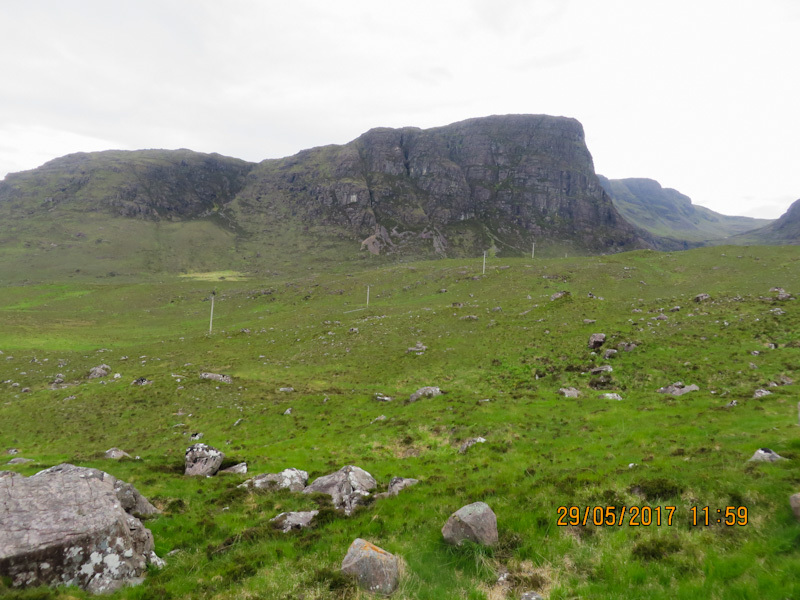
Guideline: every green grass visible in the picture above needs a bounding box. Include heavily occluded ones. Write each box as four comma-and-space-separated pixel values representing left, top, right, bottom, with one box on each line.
1, 246, 800, 599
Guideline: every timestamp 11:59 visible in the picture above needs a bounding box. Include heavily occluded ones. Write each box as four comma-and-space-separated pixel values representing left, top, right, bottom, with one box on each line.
690, 506, 748, 526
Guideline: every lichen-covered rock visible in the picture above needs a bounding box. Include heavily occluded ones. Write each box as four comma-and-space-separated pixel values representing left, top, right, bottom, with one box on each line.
199, 372, 232, 384
184, 443, 224, 476
656, 382, 699, 396
104, 447, 131, 460
270, 511, 318, 533
303, 465, 376, 515
0, 464, 160, 593
408, 386, 442, 402
241, 467, 308, 492
341, 538, 399, 596
748, 448, 786, 463
442, 502, 498, 546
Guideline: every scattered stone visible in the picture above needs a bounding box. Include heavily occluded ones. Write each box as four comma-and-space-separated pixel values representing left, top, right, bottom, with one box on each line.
340, 538, 399, 596
6, 448, 19, 455
559, 387, 580, 398
408, 386, 442, 402
459, 437, 486, 454
603, 349, 618, 359
669, 306, 681, 312
371, 415, 387, 424
588, 333, 606, 349
279, 387, 295, 392
374, 393, 393, 402
349, 327, 359, 334
220, 462, 248, 475
694, 293, 711, 302
452, 302, 464, 308
270, 510, 319, 533
0, 464, 160, 593
283, 408, 293, 415
131, 377, 151, 386
550, 291, 570, 301
753, 389, 772, 399
492, 306, 502, 312
460, 315, 479, 321
303, 465, 376, 515
600, 393, 623, 400
583, 319, 596, 324
776, 293, 793, 301
770, 308, 785, 315
104, 448, 131, 460
241, 468, 308, 492
520, 593, 544, 600
657, 382, 699, 396
724, 400, 738, 408
770, 287, 786, 293
6, 457, 33, 465
775, 375, 794, 386
233, 418, 244, 427
184, 443, 224, 477
655, 314, 668, 321
52, 374, 65, 384
407, 341, 427, 354
200, 372, 232, 384
748, 448, 786, 462
88, 364, 111, 379
189, 432, 204, 441
386, 476, 419, 496
438, 288, 448, 293
442, 502, 498, 546
791, 493, 800, 522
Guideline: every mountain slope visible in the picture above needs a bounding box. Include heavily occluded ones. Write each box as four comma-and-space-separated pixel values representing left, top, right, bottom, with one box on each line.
730, 198, 800, 245
233, 115, 649, 259
598, 176, 771, 243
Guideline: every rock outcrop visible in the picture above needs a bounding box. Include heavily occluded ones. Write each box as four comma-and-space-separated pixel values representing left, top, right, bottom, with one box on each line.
0, 464, 160, 593
303, 465, 376, 515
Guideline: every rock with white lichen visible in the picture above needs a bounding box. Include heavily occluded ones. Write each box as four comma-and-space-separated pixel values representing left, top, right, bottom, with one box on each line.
184, 443, 225, 476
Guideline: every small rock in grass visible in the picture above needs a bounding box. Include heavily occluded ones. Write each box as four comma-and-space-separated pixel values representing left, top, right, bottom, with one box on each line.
442, 501, 498, 546
104, 447, 131, 460
559, 387, 580, 398
748, 448, 786, 463
600, 393, 623, 401
341, 538, 399, 596
88, 364, 111, 379
200, 372, 232, 384
7, 457, 33, 465
790, 493, 800, 522
220, 462, 248, 475
753, 389, 772, 398
408, 386, 442, 402
271, 510, 319, 532
241, 468, 308, 492
588, 333, 606, 349
184, 443, 224, 476
459, 437, 486, 454
657, 382, 699, 396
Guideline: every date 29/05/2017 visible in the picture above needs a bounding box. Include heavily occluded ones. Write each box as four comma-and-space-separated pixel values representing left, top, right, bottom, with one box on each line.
556, 505, 749, 527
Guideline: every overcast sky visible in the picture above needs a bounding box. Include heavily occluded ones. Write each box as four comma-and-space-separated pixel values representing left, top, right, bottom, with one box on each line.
1, 0, 798, 218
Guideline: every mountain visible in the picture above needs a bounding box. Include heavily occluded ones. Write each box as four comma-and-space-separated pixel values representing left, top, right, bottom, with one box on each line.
598, 176, 771, 244
0, 115, 651, 281
729, 198, 800, 244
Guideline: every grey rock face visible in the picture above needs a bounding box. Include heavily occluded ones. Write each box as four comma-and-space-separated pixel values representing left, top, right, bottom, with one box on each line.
184, 443, 224, 476
748, 448, 786, 463
656, 382, 699, 396
0, 465, 159, 593
220, 462, 248, 475
341, 538, 399, 596
408, 386, 442, 402
104, 447, 131, 460
588, 333, 606, 349
387, 477, 419, 496
442, 501, 498, 546
270, 510, 319, 533
199, 372, 233, 384
88, 364, 111, 379
303, 465, 376, 515
241, 468, 309, 492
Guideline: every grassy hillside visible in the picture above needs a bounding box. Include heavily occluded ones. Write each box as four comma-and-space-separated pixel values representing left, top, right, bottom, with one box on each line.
1, 246, 799, 599
599, 177, 771, 244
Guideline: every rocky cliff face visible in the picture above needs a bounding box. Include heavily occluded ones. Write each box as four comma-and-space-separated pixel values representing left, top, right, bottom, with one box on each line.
0, 149, 254, 220
734, 198, 800, 244
235, 115, 648, 257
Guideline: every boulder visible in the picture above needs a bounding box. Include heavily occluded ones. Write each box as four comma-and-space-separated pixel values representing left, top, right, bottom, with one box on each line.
0, 464, 160, 593
442, 502, 498, 546
341, 538, 399, 596
588, 333, 606, 349
104, 448, 131, 460
220, 462, 248, 475
241, 468, 309, 492
303, 465, 376, 515
748, 448, 786, 463
386, 477, 418, 496
458, 437, 486, 454
184, 443, 224, 476
753, 389, 772, 398
88, 364, 111, 379
656, 382, 699, 396
559, 387, 580, 398
199, 372, 232, 384
694, 293, 711, 302
270, 510, 319, 533
790, 493, 800, 522
408, 386, 442, 402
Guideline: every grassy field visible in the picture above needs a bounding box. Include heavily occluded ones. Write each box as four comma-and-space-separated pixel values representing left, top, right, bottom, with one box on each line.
1, 246, 799, 599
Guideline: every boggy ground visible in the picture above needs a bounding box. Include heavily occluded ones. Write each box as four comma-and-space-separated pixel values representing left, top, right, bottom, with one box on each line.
1, 246, 799, 599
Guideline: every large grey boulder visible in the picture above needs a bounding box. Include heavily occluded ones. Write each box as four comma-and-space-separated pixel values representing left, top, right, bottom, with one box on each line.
408, 386, 442, 402
240, 467, 309, 492
270, 510, 319, 533
0, 464, 160, 593
442, 501, 498, 546
184, 443, 224, 476
748, 448, 786, 463
341, 538, 399, 596
303, 465, 376, 515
